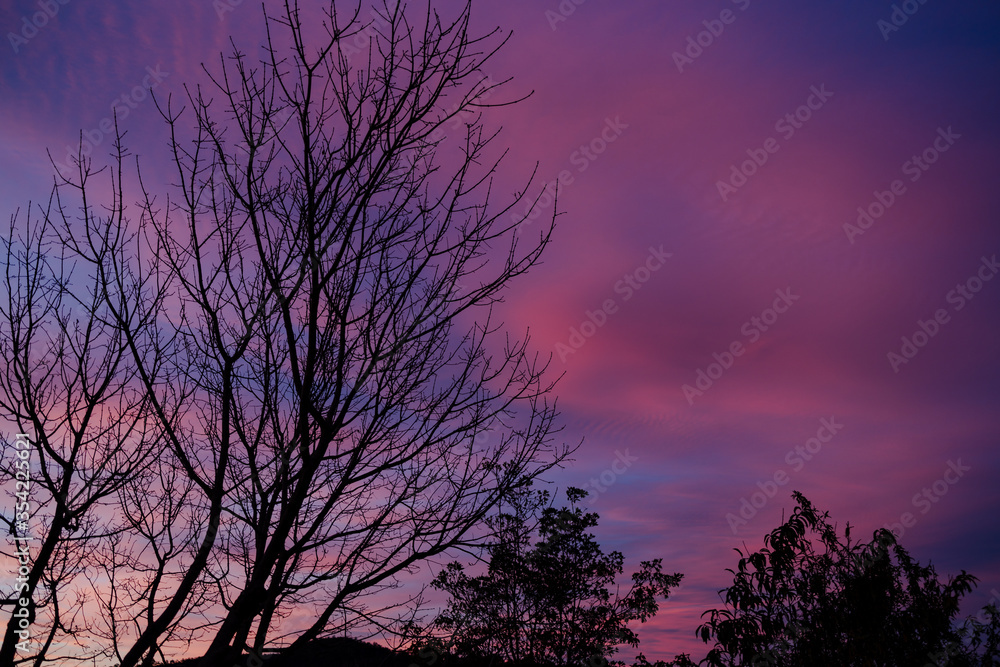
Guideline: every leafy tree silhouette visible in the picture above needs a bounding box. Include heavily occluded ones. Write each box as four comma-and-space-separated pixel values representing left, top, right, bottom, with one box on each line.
427, 486, 683, 666
697, 491, 1000, 666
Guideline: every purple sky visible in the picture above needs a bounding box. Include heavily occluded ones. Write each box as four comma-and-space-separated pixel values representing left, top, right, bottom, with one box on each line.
2, 0, 999, 661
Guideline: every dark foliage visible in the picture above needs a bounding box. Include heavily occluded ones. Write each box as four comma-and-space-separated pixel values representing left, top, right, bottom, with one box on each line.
420, 486, 682, 666
158, 492, 1000, 667
697, 491, 1000, 667
161, 637, 413, 667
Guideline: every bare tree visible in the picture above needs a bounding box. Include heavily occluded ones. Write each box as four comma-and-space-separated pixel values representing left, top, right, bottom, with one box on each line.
0, 0, 570, 665
0, 138, 172, 664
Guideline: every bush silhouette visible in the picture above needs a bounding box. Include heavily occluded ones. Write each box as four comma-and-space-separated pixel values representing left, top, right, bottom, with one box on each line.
419, 486, 683, 666
697, 491, 1000, 666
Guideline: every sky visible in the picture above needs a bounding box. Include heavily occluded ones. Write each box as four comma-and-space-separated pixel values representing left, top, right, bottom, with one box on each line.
1, 0, 999, 662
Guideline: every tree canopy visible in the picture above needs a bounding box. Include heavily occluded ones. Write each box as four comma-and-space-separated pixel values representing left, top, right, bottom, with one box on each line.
697, 491, 1000, 667
421, 486, 682, 667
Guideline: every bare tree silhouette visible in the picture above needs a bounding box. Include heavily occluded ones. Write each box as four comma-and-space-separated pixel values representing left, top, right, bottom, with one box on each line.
1, 1, 569, 665
0, 147, 176, 665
